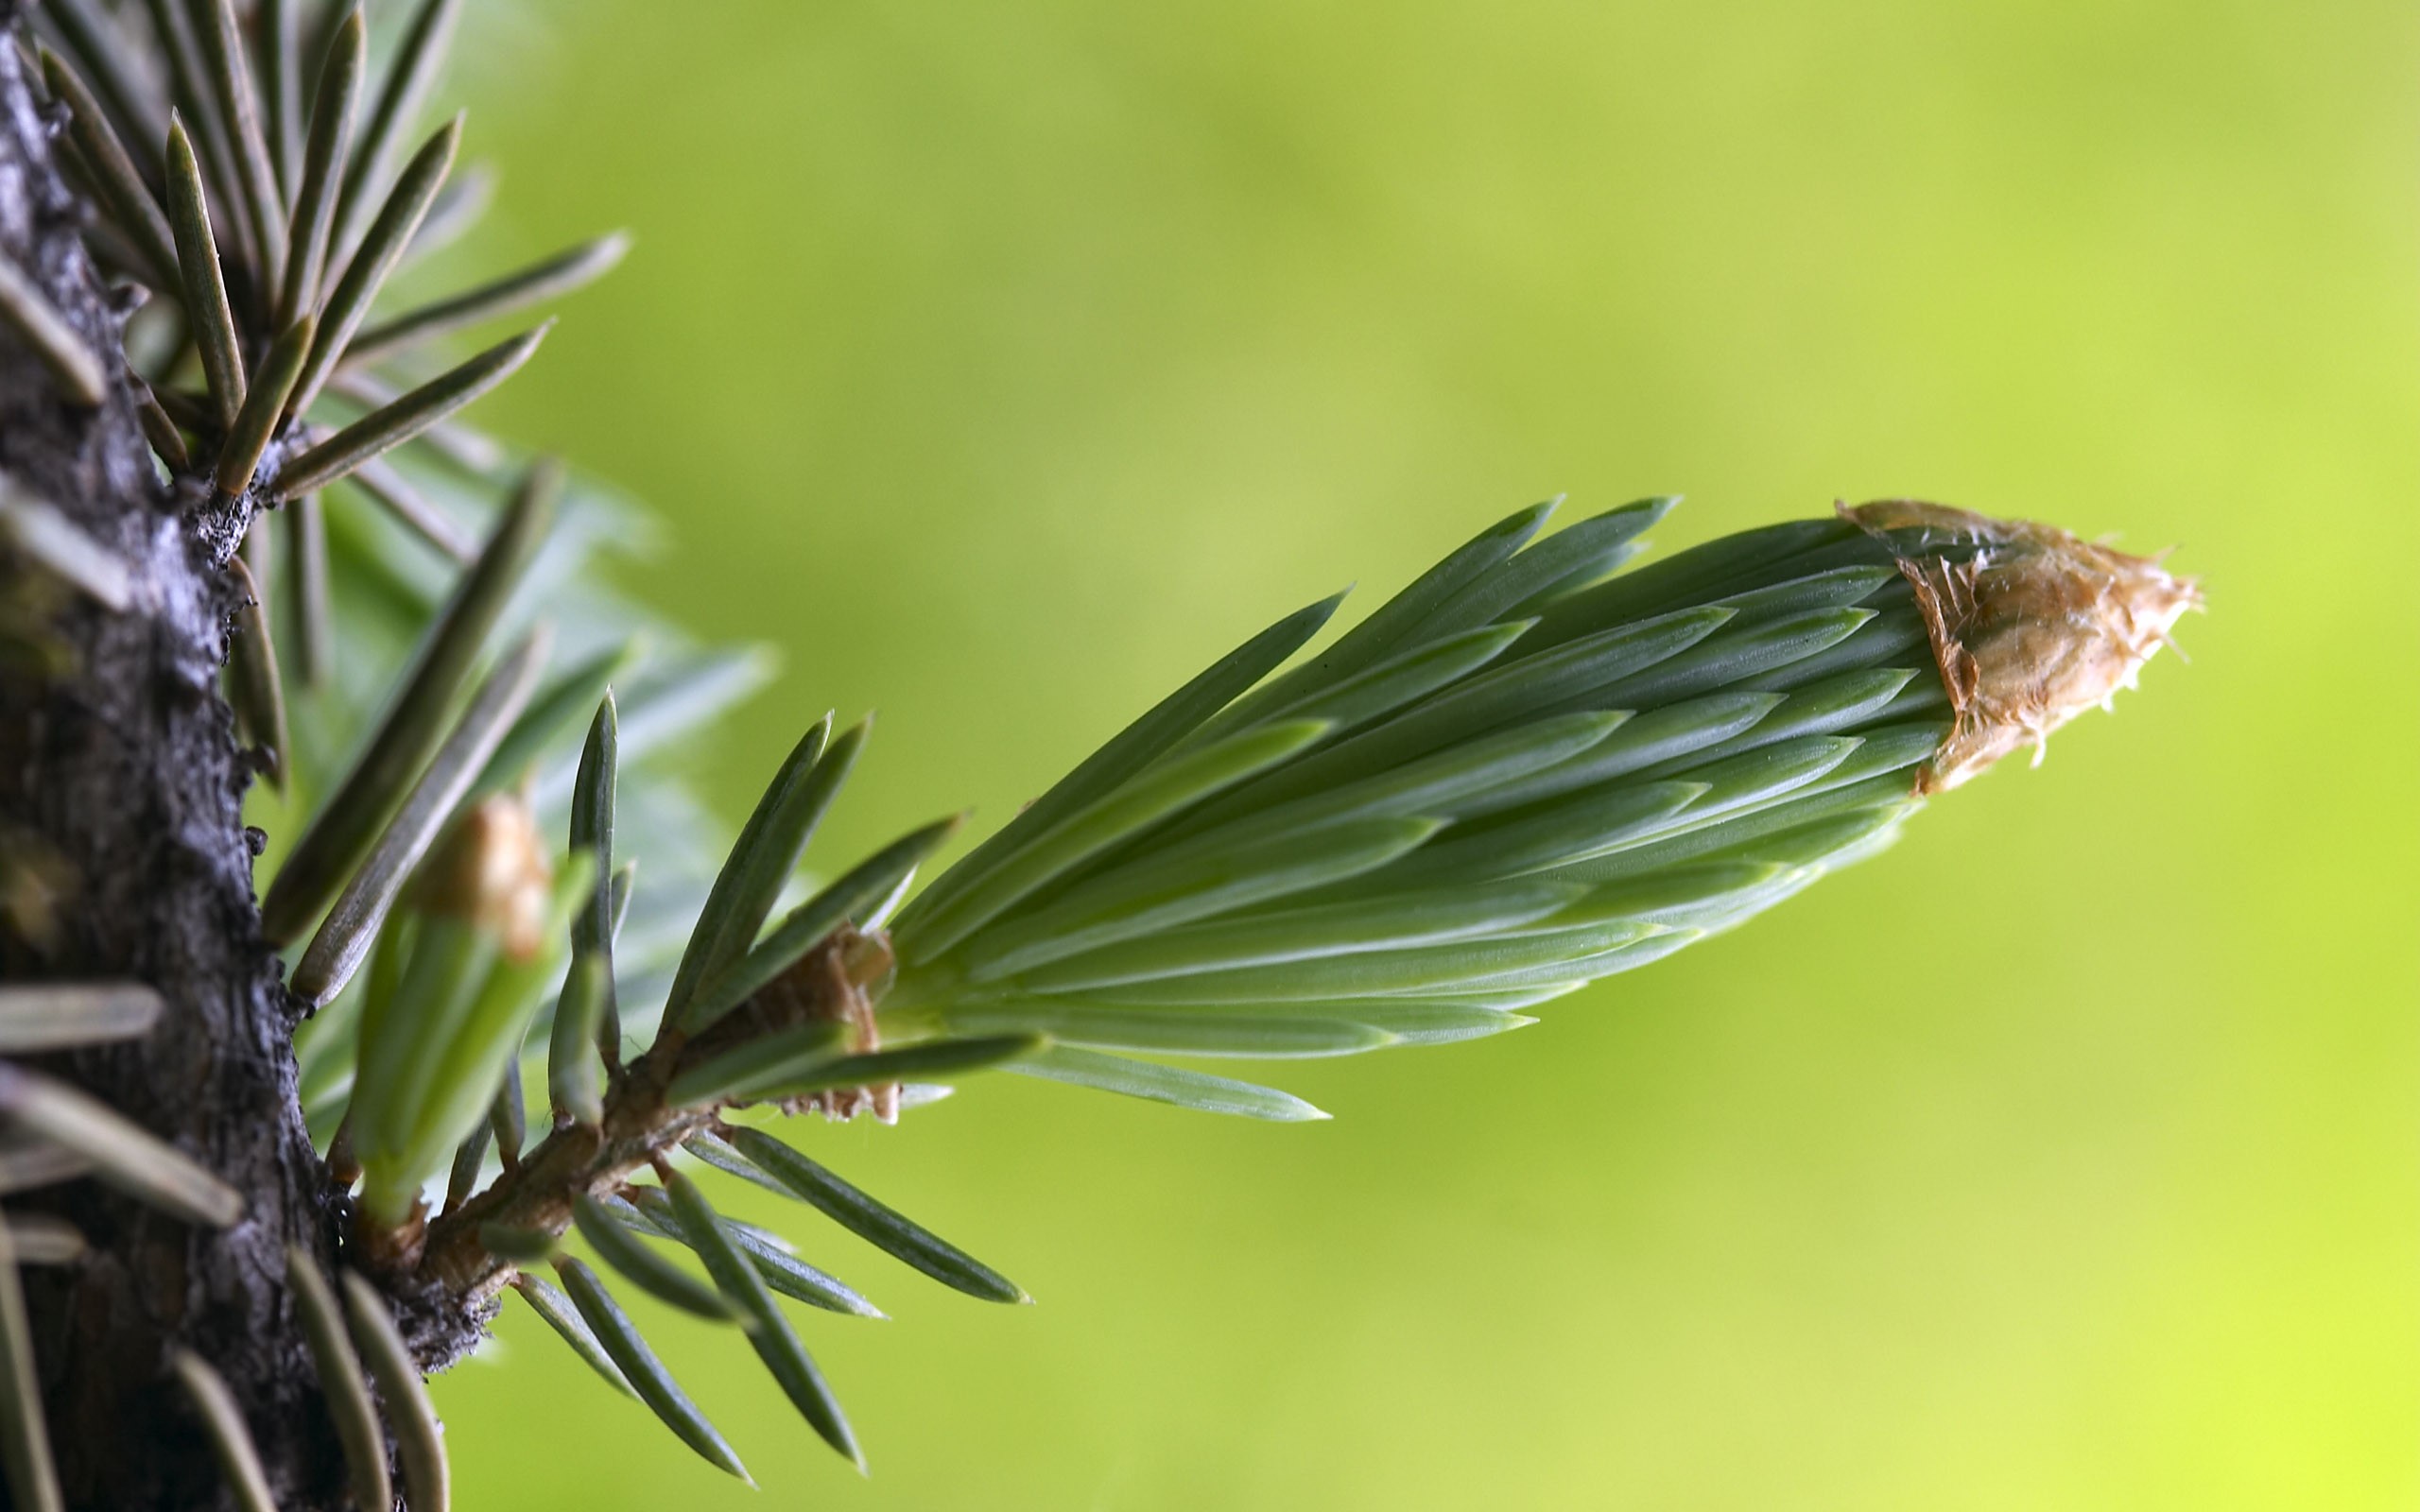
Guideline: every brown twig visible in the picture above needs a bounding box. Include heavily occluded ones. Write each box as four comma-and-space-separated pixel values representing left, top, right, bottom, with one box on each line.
411, 931, 868, 1302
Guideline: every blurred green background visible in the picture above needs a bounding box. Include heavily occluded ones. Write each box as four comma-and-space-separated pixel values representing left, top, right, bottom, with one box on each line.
424, 0, 2418, 1505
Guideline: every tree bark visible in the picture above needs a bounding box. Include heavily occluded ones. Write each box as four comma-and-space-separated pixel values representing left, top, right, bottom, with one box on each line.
0, 22, 351, 1510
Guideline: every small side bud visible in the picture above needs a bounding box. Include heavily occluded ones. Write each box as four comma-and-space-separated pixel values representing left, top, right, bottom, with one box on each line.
409, 794, 552, 959
1844, 500, 2201, 793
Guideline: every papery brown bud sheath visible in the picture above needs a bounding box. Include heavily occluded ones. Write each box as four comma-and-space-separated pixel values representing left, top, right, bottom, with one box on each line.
1843, 500, 2201, 794
410, 793, 554, 959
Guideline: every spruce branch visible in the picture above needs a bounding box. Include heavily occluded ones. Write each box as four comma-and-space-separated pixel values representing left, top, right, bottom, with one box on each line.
0, 0, 2204, 1503
393, 490, 2194, 1481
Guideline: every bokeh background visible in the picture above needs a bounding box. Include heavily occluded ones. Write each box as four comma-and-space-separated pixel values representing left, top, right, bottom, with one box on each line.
418, 0, 2417, 1505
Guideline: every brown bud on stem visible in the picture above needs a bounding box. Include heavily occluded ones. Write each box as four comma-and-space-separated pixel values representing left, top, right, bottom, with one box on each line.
1843, 500, 2201, 794
408, 793, 553, 959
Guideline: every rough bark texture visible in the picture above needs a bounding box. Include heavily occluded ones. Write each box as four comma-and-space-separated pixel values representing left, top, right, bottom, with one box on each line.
0, 25, 353, 1511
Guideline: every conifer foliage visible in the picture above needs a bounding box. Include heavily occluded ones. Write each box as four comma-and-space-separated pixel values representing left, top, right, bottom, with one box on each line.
0, 2, 2195, 1505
